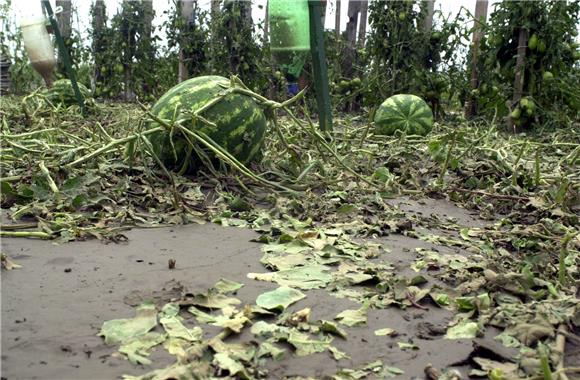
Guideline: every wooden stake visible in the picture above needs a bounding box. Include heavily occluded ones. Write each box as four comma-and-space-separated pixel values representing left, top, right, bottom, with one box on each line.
509, 27, 528, 132
464, 0, 488, 119
335, 0, 341, 38
342, 0, 360, 76
178, 0, 194, 83
423, 0, 435, 32
357, 0, 368, 47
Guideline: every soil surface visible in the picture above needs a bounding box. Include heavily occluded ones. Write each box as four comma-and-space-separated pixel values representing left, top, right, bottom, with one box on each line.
2, 198, 517, 380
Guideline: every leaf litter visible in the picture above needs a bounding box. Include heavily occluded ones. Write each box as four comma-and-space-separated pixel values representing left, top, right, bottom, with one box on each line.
1, 96, 579, 378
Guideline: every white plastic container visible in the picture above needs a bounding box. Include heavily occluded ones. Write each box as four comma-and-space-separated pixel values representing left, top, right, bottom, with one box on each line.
20, 15, 56, 86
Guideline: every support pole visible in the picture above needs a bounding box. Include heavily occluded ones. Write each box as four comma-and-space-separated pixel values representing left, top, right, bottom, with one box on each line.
509, 27, 528, 133
464, 0, 488, 119
41, 0, 85, 114
308, 0, 333, 132
335, 0, 341, 38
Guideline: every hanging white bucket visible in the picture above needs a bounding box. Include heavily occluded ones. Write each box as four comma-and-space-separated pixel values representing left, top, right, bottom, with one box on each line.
20, 9, 60, 87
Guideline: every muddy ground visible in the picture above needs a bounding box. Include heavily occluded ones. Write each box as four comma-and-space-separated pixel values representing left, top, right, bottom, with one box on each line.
1, 198, 527, 379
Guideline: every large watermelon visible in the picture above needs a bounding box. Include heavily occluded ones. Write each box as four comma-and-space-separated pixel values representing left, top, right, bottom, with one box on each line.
147, 76, 267, 172
43, 79, 91, 106
374, 94, 433, 136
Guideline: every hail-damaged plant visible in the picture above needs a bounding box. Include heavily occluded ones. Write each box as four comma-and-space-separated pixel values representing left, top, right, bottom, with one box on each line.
89, 0, 160, 101
477, 0, 580, 129
164, 0, 210, 80
366, 1, 470, 117
210, 0, 271, 93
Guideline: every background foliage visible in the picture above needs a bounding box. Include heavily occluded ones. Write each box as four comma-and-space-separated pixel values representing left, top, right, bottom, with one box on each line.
1, 0, 579, 129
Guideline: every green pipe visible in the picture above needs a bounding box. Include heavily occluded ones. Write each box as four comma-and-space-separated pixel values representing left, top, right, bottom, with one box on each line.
41, 0, 85, 114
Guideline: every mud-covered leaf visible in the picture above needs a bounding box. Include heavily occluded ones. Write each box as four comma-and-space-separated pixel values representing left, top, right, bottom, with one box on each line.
335, 307, 368, 327
248, 265, 333, 289
119, 332, 166, 365
374, 328, 396, 336
320, 320, 348, 339
159, 303, 202, 341
287, 330, 332, 356
329, 346, 350, 360
256, 286, 306, 312
181, 292, 241, 310
445, 320, 480, 339
99, 302, 157, 345
213, 278, 244, 294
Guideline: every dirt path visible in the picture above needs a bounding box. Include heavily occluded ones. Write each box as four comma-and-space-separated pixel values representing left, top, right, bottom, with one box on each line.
2, 199, 515, 379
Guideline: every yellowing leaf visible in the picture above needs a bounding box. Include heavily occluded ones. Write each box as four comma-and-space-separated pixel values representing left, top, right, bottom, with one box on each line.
99, 302, 157, 345
119, 332, 166, 365
445, 320, 480, 339
374, 328, 396, 336
335, 307, 367, 327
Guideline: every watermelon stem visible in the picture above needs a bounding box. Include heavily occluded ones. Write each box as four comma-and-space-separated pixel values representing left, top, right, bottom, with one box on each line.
285, 106, 382, 190
138, 134, 182, 210
438, 131, 457, 185
139, 100, 299, 194
66, 126, 164, 168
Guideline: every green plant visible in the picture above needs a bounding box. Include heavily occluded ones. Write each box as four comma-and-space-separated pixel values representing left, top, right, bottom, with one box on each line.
477, 0, 580, 128
366, 2, 470, 117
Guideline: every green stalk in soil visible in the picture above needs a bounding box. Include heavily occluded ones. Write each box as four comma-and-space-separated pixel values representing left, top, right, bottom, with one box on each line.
67, 127, 164, 167
0, 231, 53, 239
558, 233, 576, 286
438, 132, 457, 185
535, 147, 541, 187
511, 142, 527, 187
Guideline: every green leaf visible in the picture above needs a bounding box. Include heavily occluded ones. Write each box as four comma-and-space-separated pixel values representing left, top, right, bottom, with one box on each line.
99, 302, 157, 345
249, 265, 333, 289
187, 306, 217, 324
287, 330, 332, 356
256, 286, 306, 312
329, 346, 350, 360
119, 332, 166, 365
381, 366, 405, 378
445, 320, 480, 339
397, 342, 419, 350
211, 312, 250, 333
213, 278, 244, 294
250, 320, 290, 339
213, 352, 247, 377
374, 328, 396, 336
337, 204, 358, 214
257, 342, 285, 360
183, 292, 241, 310
159, 303, 202, 342
320, 320, 348, 339
335, 307, 368, 327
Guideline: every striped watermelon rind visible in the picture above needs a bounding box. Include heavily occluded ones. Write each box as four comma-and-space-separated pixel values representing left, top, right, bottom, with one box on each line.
374, 94, 434, 136
43, 79, 91, 106
147, 76, 267, 171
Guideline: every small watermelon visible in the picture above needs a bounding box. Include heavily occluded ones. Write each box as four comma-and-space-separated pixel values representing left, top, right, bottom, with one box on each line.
43, 79, 91, 106
147, 76, 267, 172
374, 94, 434, 136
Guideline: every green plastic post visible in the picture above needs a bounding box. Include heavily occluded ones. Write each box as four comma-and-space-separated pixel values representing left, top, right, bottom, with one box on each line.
308, 0, 333, 132
41, 0, 85, 114
268, 0, 310, 79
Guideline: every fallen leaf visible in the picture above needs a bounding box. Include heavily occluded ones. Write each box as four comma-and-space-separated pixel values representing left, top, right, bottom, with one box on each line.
256, 286, 306, 312
335, 307, 367, 327
374, 328, 396, 337
99, 302, 157, 345
119, 332, 166, 365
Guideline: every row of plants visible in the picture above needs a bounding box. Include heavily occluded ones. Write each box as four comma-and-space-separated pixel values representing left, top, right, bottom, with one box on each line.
476, 0, 580, 129
1, 0, 579, 128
